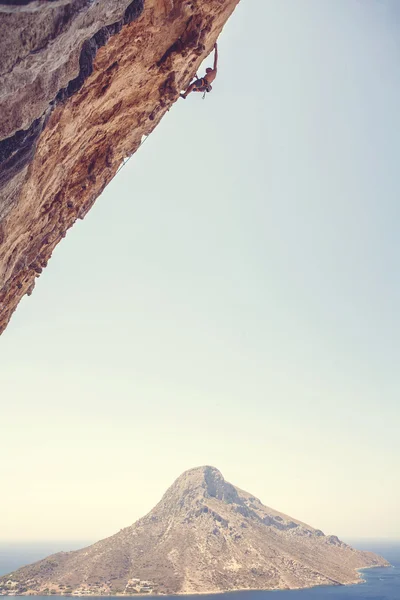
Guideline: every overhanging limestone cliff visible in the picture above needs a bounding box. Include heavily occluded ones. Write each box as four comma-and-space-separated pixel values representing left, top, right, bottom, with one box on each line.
0, 0, 240, 334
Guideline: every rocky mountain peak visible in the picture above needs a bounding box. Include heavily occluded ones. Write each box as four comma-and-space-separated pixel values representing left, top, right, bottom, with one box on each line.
151, 466, 241, 516
203, 465, 241, 503
0, 466, 390, 596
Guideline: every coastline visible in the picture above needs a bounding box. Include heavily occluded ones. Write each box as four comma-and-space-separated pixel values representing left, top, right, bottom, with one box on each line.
1, 563, 392, 598
355, 561, 393, 585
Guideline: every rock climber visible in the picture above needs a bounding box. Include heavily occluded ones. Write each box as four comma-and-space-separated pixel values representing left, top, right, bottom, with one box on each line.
180, 43, 218, 99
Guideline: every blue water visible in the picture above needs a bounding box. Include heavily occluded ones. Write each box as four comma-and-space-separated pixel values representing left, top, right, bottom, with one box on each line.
0, 543, 398, 600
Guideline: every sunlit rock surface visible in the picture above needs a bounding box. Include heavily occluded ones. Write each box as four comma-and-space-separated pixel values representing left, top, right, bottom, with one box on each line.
0, 0, 240, 334
0, 466, 390, 594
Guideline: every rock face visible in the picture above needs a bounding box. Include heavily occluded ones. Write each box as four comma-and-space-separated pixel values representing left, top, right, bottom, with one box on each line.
0, 466, 390, 595
0, 0, 240, 334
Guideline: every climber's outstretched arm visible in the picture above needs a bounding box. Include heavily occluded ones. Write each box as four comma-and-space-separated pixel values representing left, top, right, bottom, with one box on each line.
213, 43, 218, 71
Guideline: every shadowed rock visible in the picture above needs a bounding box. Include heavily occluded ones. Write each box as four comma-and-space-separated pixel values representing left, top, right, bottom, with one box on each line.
0, 0, 240, 334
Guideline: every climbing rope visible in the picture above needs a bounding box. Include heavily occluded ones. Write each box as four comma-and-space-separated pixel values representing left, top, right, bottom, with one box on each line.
115, 133, 150, 177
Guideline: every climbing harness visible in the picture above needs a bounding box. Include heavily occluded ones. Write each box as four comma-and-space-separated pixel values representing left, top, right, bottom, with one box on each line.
193, 78, 212, 99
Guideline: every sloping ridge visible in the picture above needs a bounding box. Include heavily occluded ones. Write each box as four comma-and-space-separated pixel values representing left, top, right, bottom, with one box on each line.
0, 466, 390, 595
0, 0, 240, 334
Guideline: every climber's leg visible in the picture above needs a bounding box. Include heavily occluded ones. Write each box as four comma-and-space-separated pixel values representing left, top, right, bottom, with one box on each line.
180, 79, 203, 99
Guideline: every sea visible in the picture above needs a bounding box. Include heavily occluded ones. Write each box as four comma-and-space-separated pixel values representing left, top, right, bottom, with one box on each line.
0, 542, 398, 600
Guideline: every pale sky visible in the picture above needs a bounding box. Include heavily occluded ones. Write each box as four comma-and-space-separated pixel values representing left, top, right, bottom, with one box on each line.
1, 0, 399, 544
